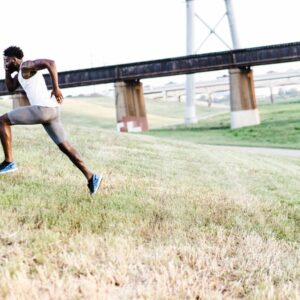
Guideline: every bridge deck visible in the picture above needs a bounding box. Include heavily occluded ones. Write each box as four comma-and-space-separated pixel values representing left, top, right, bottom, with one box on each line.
1, 42, 300, 96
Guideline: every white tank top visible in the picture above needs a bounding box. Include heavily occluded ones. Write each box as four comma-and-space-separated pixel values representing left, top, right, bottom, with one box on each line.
18, 67, 59, 107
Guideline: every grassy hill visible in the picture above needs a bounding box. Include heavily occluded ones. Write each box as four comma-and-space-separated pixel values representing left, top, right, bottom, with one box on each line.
3, 96, 299, 149
0, 97, 299, 299
62, 96, 300, 149
146, 100, 300, 149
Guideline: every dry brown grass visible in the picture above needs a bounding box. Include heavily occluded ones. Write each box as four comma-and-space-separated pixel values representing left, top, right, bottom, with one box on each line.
0, 98, 299, 299
0, 230, 299, 299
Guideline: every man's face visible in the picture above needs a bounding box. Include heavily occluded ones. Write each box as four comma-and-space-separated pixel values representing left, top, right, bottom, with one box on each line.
4, 56, 19, 73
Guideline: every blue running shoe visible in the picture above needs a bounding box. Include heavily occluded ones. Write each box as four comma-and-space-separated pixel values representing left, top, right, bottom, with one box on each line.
0, 161, 18, 174
88, 174, 102, 194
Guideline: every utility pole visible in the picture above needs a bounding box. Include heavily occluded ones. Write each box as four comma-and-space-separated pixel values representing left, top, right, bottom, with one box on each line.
185, 0, 197, 124
224, 0, 240, 49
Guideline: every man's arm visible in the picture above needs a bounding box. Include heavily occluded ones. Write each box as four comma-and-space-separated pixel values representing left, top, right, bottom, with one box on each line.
4, 66, 20, 92
22, 59, 63, 104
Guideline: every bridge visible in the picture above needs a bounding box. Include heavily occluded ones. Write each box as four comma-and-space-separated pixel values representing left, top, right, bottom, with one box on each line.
1, 42, 300, 131
144, 70, 300, 103
1, 42, 300, 93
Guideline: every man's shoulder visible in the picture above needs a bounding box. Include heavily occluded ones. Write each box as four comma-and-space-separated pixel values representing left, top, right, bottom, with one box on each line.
20, 59, 35, 69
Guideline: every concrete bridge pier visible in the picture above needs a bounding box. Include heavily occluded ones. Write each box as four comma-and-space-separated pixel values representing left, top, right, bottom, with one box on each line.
229, 67, 260, 129
225, 0, 260, 129
114, 80, 148, 132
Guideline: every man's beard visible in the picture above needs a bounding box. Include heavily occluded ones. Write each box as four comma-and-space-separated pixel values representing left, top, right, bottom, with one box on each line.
7, 64, 18, 73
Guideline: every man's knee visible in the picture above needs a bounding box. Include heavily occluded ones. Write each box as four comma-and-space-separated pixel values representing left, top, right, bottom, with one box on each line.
0, 114, 12, 126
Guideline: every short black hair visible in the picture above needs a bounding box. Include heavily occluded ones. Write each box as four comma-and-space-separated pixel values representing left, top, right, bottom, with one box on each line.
3, 46, 24, 59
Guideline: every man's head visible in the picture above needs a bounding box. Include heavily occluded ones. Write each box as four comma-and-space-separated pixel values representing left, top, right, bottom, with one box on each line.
3, 46, 24, 73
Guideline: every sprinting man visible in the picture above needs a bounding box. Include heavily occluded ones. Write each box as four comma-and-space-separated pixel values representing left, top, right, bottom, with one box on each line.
0, 46, 102, 194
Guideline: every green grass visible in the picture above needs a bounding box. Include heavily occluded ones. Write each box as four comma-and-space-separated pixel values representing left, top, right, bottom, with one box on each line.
146, 101, 300, 149
46, 95, 300, 149
0, 96, 299, 298
146, 100, 300, 149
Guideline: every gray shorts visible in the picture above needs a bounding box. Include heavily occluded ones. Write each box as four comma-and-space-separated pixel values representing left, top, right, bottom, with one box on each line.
8, 106, 67, 145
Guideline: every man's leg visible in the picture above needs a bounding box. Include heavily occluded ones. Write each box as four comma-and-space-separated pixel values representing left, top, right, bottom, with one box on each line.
43, 119, 93, 180
57, 141, 102, 194
57, 141, 93, 180
0, 114, 13, 162
1, 106, 49, 164
43, 109, 102, 194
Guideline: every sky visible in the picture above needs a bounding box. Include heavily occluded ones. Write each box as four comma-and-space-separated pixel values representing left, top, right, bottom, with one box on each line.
1, 0, 300, 92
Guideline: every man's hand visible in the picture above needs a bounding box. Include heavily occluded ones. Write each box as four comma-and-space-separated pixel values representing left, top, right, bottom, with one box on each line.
3, 57, 20, 92
3, 59, 8, 72
51, 88, 63, 104
3, 58, 12, 74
